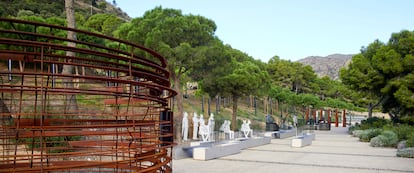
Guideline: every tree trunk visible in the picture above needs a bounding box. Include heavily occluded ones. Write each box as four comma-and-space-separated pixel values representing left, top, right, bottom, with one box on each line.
231, 95, 239, 131
217, 95, 220, 114
208, 97, 211, 116
172, 73, 183, 143
275, 99, 279, 114
367, 103, 373, 118
269, 98, 273, 115
280, 102, 283, 118
63, 0, 78, 113
19, 60, 25, 72
254, 96, 257, 116
388, 112, 397, 122
201, 95, 204, 113
249, 95, 253, 110
368, 96, 387, 119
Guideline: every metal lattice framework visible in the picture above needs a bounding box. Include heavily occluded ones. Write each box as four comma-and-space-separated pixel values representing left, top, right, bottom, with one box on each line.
0, 17, 176, 172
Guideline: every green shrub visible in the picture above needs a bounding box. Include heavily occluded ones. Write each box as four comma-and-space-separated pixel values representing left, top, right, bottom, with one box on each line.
382, 130, 399, 145
359, 129, 382, 142
398, 116, 414, 126
370, 135, 387, 147
406, 133, 414, 147
359, 117, 390, 130
397, 147, 414, 158
384, 124, 414, 141
348, 126, 358, 134
370, 131, 398, 147
352, 130, 363, 138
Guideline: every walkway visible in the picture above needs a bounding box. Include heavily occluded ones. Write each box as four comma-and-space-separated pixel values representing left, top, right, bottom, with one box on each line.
172, 127, 414, 173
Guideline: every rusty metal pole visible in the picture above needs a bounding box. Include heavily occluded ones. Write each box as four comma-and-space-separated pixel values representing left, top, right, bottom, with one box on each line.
335, 109, 339, 127
312, 109, 316, 124
320, 109, 323, 121
343, 109, 347, 127
327, 109, 331, 124
327, 109, 331, 130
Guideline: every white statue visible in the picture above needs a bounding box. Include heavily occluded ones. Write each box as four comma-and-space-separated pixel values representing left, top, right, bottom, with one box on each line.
219, 120, 228, 132
182, 112, 189, 141
226, 120, 234, 139
192, 112, 199, 140
208, 113, 215, 140
241, 120, 253, 138
220, 121, 226, 137
198, 114, 210, 142
220, 120, 234, 140
199, 114, 205, 129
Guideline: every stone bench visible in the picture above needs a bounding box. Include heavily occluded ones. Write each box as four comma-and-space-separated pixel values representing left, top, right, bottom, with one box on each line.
191, 137, 271, 160
190, 141, 214, 147
279, 129, 297, 138
264, 131, 279, 138
193, 141, 241, 160
291, 133, 314, 147
304, 133, 315, 140
236, 137, 271, 149
264, 129, 297, 139
173, 141, 215, 159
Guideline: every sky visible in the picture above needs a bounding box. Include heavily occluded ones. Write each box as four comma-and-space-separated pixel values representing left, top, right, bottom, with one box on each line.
110, 0, 414, 62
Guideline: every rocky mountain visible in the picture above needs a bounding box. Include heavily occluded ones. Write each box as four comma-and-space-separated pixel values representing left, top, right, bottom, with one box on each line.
297, 54, 353, 80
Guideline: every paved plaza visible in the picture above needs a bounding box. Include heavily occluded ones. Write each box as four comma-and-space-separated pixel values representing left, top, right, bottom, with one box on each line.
173, 127, 414, 173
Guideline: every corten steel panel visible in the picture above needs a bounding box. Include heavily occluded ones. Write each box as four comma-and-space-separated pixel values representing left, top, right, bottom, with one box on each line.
0, 18, 176, 172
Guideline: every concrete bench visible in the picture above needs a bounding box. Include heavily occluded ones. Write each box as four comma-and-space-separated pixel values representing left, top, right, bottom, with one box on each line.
264, 131, 280, 138
174, 136, 272, 160
291, 134, 314, 147
193, 141, 241, 160
236, 137, 271, 149
304, 133, 315, 140
191, 137, 271, 160
264, 129, 296, 139
173, 141, 215, 159
279, 129, 297, 138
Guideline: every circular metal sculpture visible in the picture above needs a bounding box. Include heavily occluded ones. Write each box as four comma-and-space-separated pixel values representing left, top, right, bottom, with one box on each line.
0, 18, 176, 172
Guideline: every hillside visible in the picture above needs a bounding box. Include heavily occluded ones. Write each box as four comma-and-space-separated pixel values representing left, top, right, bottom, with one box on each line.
0, 0, 130, 21
297, 54, 353, 80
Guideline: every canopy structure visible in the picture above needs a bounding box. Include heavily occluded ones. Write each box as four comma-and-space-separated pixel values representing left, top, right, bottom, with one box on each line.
0, 17, 176, 172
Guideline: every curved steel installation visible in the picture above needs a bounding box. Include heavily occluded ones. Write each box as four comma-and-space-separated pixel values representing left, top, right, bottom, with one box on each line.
0, 17, 176, 172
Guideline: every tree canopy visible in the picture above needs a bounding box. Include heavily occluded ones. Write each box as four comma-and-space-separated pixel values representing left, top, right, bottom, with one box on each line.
113, 7, 218, 140
84, 13, 125, 36
215, 58, 270, 130
266, 56, 317, 94
340, 30, 414, 121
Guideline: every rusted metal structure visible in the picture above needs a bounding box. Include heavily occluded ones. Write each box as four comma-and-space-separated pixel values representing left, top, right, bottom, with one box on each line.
0, 17, 176, 172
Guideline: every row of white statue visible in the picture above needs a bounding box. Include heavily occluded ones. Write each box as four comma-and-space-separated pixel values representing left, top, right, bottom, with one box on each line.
182, 112, 252, 142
